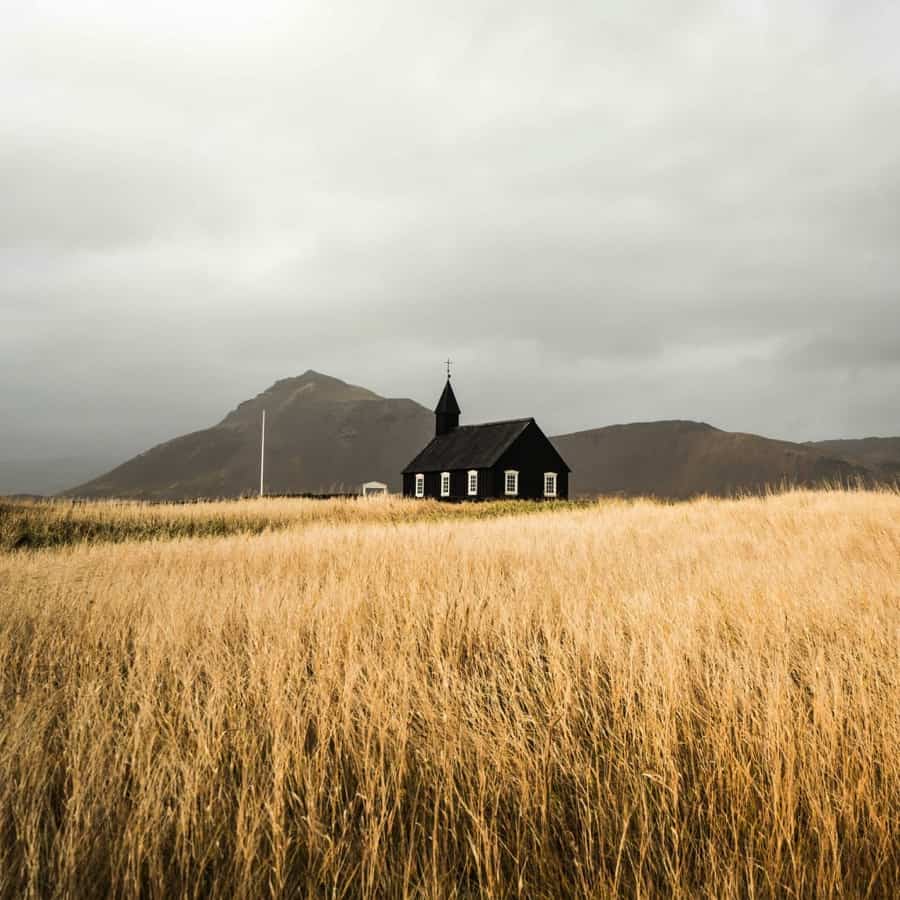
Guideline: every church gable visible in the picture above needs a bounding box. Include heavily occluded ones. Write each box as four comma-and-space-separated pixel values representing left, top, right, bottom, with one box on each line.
495, 421, 570, 475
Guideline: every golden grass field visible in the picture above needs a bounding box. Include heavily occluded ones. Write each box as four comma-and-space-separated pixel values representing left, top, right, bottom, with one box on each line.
0, 490, 898, 898
0, 495, 590, 552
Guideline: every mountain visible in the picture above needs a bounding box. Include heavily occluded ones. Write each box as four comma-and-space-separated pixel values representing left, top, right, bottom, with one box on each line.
806, 438, 900, 483
67, 371, 433, 500
551, 421, 877, 499
65, 372, 896, 501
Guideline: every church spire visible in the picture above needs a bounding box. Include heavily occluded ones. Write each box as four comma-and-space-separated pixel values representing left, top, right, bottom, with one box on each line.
434, 374, 460, 437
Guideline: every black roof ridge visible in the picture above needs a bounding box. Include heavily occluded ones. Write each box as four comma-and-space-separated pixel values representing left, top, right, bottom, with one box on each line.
455, 417, 534, 429
401, 418, 538, 474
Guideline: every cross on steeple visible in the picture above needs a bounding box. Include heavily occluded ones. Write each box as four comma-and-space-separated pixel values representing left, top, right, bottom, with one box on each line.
445, 358, 452, 380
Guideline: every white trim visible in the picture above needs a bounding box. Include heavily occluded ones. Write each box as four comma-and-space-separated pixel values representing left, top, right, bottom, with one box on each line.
504, 469, 519, 496
543, 471, 558, 498
440, 471, 451, 497
414, 473, 424, 498
467, 470, 478, 496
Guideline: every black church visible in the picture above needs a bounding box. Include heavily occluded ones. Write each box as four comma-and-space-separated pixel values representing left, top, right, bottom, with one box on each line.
402, 377, 571, 501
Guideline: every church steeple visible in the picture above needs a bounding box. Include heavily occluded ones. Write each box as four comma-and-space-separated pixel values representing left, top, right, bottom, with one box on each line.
434, 378, 460, 436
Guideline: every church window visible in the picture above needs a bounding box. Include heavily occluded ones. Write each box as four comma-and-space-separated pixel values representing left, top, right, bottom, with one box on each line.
544, 472, 558, 497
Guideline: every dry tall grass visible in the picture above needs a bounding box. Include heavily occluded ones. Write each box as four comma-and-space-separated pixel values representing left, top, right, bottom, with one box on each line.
1, 490, 898, 898
0, 495, 587, 551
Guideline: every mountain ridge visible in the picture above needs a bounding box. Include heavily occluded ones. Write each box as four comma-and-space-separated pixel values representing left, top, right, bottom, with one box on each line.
53, 371, 900, 500
64, 371, 433, 500
806, 438, 900, 482
551, 421, 878, 499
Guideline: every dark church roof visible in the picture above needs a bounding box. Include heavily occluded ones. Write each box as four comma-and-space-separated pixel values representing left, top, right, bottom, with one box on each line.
403, 418, 534, 473
434, 380, 460, 415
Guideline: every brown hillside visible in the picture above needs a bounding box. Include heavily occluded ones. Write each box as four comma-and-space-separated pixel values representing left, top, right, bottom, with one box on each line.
808, 438, 900, 482
551, 421, 873, 499
68, 373, 889, 501
67, 372, 433, 500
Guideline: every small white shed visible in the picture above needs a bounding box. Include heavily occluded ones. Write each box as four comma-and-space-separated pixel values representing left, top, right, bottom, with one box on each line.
361, 481, 388, 497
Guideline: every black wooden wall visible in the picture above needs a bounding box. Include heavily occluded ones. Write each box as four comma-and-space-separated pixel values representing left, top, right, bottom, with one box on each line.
401, 422, 569, 501
490, 421, 569, 500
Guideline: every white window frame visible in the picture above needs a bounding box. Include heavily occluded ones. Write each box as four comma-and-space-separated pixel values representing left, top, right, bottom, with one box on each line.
467, 470, 478, 496
504, 469, 519, 496
543, 471, 558, 498
440, 471, 451, 497
414, 473, 424, 498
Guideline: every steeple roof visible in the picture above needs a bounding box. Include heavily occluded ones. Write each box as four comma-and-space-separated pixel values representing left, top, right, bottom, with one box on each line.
434, 379, 461, 416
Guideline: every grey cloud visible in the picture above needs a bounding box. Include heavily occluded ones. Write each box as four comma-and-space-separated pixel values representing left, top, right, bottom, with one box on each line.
0, 136, 245, 251
1, 0, 899, 467
786, 330, 900, 372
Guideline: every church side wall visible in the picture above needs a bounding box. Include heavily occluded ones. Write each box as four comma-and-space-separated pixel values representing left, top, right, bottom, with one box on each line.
404, 468, 493, 501
492, 423, 570, 500
402, 422, 571, 501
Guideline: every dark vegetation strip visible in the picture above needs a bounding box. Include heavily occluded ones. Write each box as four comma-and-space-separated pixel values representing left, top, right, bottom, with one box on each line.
0, 499, 595, 552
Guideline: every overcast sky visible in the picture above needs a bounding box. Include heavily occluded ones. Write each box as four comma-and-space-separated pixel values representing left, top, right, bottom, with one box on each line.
3, 0, 899, 463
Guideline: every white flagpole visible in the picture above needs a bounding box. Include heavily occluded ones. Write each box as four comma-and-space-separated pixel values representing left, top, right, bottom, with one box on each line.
259, 409, 266, 497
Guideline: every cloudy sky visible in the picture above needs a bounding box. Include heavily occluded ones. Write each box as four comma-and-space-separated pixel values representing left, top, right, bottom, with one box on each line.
3, 0, 899, 466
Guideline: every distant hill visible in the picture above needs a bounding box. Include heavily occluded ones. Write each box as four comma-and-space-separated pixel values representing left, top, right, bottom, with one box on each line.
66, 371, 433, 500
65, 372, 896, 501
551, 421, 877, 499
807, 438, 900, 482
